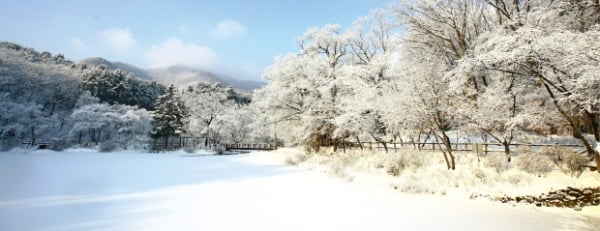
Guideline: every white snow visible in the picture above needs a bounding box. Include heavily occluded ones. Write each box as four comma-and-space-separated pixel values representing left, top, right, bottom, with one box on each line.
0, 149, 598, 231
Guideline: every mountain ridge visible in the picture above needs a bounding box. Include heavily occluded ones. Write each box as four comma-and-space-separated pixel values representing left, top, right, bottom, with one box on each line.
79, 57, 265, 90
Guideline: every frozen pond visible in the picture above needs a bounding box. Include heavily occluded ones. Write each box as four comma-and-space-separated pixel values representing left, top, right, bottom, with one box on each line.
0, 149, 595, 231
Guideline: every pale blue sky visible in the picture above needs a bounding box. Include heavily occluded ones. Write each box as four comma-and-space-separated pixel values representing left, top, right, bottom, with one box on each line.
0, 0, 390, 80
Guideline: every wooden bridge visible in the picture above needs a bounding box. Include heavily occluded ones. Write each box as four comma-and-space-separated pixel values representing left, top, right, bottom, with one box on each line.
223, 143, 278, 151
21, 141, 58, 149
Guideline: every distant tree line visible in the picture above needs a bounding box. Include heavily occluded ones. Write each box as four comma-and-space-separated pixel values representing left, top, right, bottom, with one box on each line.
0, 41, 255, 152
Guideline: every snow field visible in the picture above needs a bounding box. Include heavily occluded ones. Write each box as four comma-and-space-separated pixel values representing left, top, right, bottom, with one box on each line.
0, 149, 598, 231
278, 147, 600, 210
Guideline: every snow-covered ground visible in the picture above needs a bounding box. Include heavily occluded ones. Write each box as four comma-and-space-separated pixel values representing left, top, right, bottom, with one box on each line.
0, 149, 598, 231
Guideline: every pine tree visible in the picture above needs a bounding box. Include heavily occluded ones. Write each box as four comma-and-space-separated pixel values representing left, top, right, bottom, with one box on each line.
150, 85, 188, 150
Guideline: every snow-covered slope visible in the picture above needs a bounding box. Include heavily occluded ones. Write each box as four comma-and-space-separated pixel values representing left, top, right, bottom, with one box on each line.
79, 57, 153, 80
147, 65, 266, 90
79, 57, 265, 90
146, 65, 222, 86
0, 149, 598, 231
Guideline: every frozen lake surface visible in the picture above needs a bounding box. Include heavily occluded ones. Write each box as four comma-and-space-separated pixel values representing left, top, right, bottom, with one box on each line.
0, 149, 596, 231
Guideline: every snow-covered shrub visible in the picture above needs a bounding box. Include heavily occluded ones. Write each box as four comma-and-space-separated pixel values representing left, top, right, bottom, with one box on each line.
393, 170, 448, 195
183, 145, 197, 154
334, 151, 359, 167
385, 153, 406, 177
471, 168, 488, 184
561, 151, 589, 178
385, 150, 426, 176
285, 157, 297, 166
538, 146, 589, 177
49, 137, 70, 151
386, 161, 404, 176
214, 146, 225, 155
515, 145, 533, 155
505, 172, 529, 186
99, 141, 118, 152
0, 138, 20, 151
515, 152, 553, 177
538, 146, 563, 166
148, 141, 162, 153
484, 153, 509, 173
404, 151, 426, 170
286, 151, 309, 166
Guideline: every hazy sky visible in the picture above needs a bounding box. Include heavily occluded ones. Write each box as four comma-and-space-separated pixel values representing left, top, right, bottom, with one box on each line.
0, 0, 389, 80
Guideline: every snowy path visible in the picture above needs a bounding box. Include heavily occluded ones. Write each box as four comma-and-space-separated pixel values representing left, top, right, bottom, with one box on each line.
0, 150, 596, 231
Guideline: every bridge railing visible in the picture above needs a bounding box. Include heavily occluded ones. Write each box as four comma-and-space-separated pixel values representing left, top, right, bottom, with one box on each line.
223, 143, 278, 151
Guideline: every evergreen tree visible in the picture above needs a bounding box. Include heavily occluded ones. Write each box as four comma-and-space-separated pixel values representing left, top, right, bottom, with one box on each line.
150, 85, 188, 149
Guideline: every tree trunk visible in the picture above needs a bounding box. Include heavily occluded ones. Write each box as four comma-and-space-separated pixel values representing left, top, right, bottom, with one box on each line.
503, 141, 511, 162
90, 129, 96, 144
541, 81, 598, 171
432, 129, 452, 170
381, 141, 388, 153
355, 136, 364, 150
585, 111, 600, 142
440, 130, 456, 170
96, 130, 102, 145
30, 125, 36, 146
333, 140, 338, 152
596, 152, 600, 173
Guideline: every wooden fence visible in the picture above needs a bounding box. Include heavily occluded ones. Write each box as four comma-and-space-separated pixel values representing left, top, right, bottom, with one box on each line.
23, 136, 279, 152
334, 141, 585, 154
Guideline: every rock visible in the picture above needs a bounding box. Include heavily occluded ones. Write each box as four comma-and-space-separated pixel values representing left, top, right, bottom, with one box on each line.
568, 191, 582, 197
488, 187, 600, 209
547, 194, 563, 200
567, 187, 583, 194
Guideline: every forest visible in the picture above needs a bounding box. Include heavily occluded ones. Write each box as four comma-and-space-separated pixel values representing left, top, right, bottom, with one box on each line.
253, 0, 600, 171
1, 0, 599, 171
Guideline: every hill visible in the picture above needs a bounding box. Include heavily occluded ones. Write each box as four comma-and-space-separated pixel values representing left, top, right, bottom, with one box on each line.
79, 57, 152, 80
79, 58, 265, 90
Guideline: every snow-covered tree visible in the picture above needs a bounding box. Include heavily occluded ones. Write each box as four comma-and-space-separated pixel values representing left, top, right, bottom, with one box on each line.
181, 82, 250, 145
0, 94, 51, 147
82, 66, 166, 110
394, 52, 458, 170
448, 0, 600, 170
70, 103, 151, 148
150, 85, 188, 149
